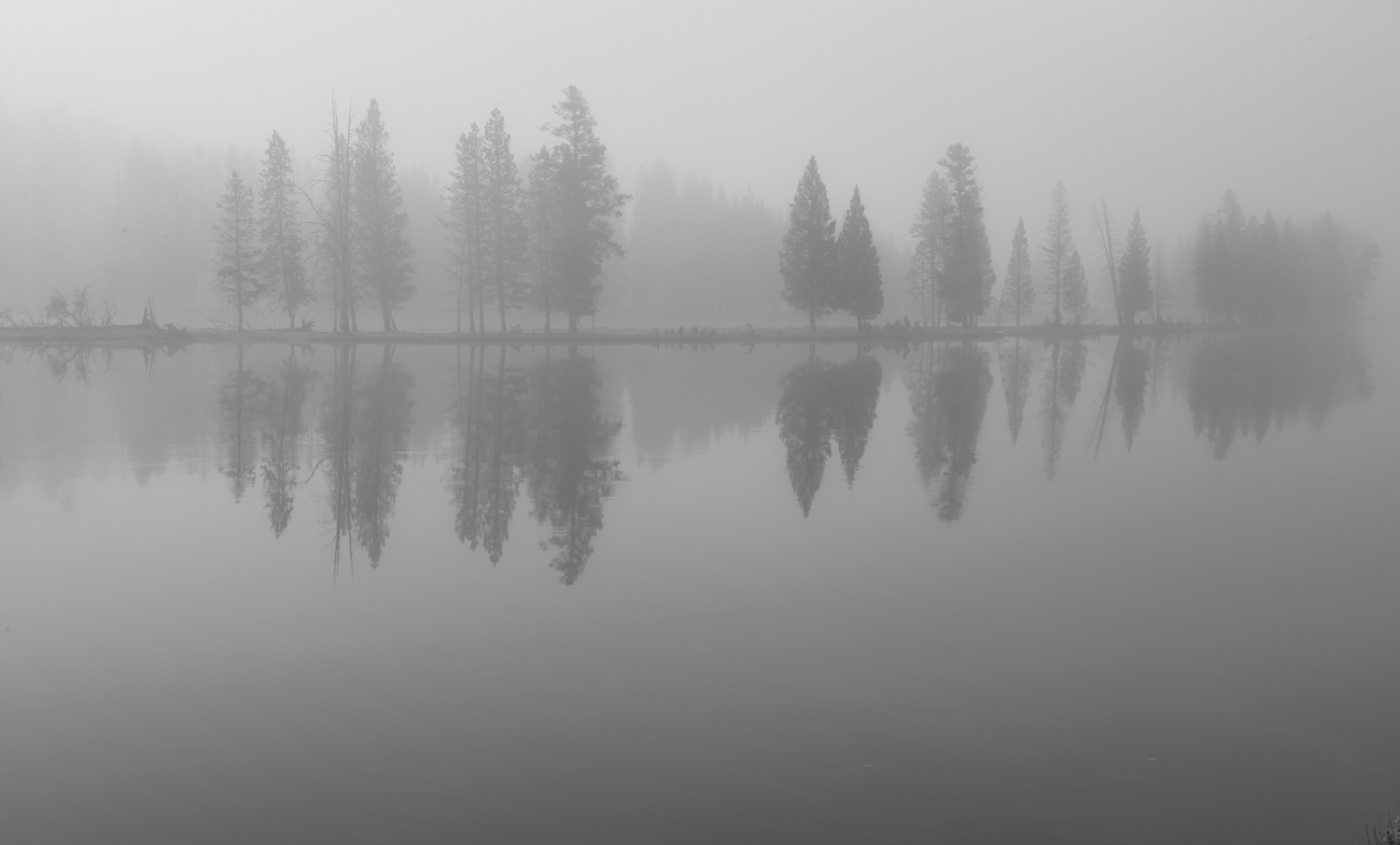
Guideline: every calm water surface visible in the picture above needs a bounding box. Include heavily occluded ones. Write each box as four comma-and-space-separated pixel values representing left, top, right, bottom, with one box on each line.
1, 329, 1396, 844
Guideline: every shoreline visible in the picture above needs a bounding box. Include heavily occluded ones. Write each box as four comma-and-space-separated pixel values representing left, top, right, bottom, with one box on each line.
0, 320, 1338, 348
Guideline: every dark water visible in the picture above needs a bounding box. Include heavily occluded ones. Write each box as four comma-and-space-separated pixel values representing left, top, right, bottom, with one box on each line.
0, 328, 1396, 844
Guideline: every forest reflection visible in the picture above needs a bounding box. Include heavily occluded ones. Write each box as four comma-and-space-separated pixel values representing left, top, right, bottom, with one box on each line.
13, 326, 1368, 578
1187, 329, 1371, 459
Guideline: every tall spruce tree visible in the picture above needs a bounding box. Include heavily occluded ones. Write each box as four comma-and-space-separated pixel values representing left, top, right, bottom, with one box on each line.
835, 186, 882, 327
310, 100, 357, 334
1118, 209, 1152, 324
443, 126, 484, 333
522, 146, 562, 331
353, 99, 414, 332
939, 144, 994, 326
214, 170, 262, 332
780, 156, 837, 331
999, 218, 1035, 327
546, 86, 627, 333
480, 108, 527, 332
1042, 182, 1075, 324
257, 131, 312, 328
1062, 250, 1092, 324
907, 172, 950, 326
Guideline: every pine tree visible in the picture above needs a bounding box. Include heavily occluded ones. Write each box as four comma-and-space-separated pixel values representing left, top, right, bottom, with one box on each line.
1152, 242, 1171, 322
998, 218, 1035, 327
353, 99, 414, 332
835, 186, 882, 327
310, 100, 357, 334
1042, 182, 1075, 324
1062, 250, 1092, 324
1118, 209, 1152, 324
479, 108, 527, 332
443, 126, 484, 333
257, 131, 312, 328
906, 172, 950, 326
780, 156, 837, 331
939, 144, 994, 326
546, 86, 627, 333
522, 146, 562, 331
214, 170, 262, 332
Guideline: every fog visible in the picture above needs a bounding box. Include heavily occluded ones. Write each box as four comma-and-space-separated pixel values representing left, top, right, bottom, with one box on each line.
3, 8, 1400, 841
2, 0, 1396, 325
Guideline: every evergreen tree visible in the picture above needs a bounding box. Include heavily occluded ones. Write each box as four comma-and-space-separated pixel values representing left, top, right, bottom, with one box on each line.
939, 144, 994, 326
998, 218, 1035, 326
835, 186, 882, 327
907, 172, 950, 326
1061, 250, 1092, 324
545, 86, 627, 333
353, 99, 414, 332
1042, 182, 1075, 324
1118, 209, 1152, 324
310, 100, 357, 334
443, 125, 484, 333
479, 108, 527, 332
1152, 242, 1171, 322
522, 146, 562, 331
779, 156, 837, 331
214, 170, 262, 332
257, 132, 312, 329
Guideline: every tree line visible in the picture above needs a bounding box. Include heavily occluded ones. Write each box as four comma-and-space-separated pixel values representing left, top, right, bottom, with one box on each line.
212, 87, 628, 334
1191, 190, 1379, 322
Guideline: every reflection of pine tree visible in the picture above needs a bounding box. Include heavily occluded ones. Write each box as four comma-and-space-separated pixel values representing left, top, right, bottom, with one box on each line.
354, 346, 414, 566
260, 347, 314, 536
220, 345, 262, 502
523, 348, 623, 584
323, 346, 357, 573
777, 350, 833, 516
778, 350, 884, 512
999, 338, 1032, 444
830, 356, 882, 485
1114, 338, 1151, 449
904, 343, 992, 521
449, 346, 523, 563
1038, 339, 1088, 481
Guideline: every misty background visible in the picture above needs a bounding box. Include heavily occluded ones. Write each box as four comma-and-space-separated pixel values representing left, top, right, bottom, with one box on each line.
1, 0, 1395, 327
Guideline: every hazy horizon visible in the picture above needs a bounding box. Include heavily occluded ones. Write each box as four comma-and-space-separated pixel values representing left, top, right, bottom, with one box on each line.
4, 0, 1395, 265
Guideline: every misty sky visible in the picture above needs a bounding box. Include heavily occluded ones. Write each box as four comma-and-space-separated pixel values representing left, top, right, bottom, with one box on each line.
3, 0, 1396, 270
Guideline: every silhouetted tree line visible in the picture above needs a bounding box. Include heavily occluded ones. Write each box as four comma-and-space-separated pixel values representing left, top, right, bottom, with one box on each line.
626, 163, 787, 323
1192, 190, 1380, 322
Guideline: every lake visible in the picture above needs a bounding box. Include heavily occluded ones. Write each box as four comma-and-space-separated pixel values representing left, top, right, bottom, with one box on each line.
1, 327, 1396, 844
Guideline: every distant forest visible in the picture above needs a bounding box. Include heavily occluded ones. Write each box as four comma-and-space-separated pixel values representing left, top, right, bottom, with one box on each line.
0, 92, 1381, 332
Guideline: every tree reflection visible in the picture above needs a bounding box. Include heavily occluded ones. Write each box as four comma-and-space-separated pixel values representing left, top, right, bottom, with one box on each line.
259, 347, 313, 536
449, 346, 523, 563
321, 345, 414, 570
776, 348, 883, 515
1188, 329, 1371, 459
1114, 337, 1151, 450
323, 346, 357, 572
904, 342, 992, 521
354, 346, 414, 566
219, 345, 260, 501
998, 338, 1032, 444
523, 347, 623, 585
1039, 338, 1087, 481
